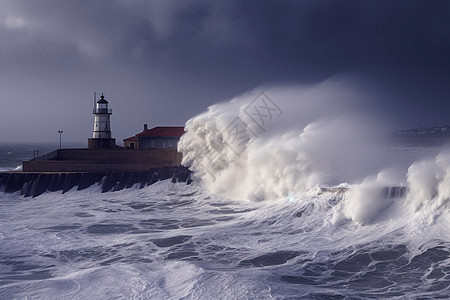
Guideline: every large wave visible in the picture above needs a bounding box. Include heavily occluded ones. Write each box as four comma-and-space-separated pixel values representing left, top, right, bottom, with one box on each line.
178, 78, 450, 225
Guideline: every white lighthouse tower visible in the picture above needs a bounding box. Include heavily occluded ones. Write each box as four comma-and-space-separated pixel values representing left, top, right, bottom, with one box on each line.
88, 93, 116, 149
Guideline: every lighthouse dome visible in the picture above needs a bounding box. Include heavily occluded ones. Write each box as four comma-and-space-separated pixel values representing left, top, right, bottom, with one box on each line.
97, 94, 108, 104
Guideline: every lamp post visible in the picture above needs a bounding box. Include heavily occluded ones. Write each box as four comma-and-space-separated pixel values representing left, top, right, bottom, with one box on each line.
58, 130, 63, 149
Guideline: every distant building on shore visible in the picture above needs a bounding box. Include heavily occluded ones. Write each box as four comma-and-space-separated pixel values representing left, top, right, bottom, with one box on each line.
22, 94, 184, 172
396, 126, 450, 138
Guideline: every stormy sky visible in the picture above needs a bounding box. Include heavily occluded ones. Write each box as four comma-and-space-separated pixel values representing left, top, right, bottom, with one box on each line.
1, 0, 449, 144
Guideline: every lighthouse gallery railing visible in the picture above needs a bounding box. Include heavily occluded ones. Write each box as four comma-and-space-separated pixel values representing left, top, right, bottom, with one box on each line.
93, 108, 112, 114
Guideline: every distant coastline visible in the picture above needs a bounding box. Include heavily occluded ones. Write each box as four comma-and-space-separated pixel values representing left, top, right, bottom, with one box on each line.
395, 125, 450, 139
392, 126, 450, 147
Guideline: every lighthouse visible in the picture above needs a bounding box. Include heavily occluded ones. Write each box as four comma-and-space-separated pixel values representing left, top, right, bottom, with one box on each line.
87, 93, 116, 149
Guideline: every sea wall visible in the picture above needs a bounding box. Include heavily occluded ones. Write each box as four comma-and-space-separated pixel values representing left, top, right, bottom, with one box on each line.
0, 166, 191, 198
23, 149, 182, 172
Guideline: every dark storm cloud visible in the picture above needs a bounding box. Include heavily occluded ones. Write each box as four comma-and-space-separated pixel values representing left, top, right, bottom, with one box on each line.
126, 0, 450, 79
6, 0, 447, 79
1, 0, 450, 143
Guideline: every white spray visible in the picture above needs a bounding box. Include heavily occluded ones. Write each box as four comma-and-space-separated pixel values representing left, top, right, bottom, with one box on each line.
179, 78, 397, 201
179, 78, 450, 227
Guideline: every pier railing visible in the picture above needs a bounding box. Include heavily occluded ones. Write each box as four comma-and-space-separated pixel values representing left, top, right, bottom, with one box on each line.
34, 149, 59, 161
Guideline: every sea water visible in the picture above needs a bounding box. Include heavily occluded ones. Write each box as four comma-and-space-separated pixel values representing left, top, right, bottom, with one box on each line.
1, 149, 449, 299
0, 170, 448, 299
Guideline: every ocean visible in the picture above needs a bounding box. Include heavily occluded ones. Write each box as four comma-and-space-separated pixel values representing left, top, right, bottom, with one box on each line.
1, 142, 449, 299
1, 85, 450, 299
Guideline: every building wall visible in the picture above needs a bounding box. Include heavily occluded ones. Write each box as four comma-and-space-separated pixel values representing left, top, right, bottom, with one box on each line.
124, 140, 139, 149
138, 137, 179, 149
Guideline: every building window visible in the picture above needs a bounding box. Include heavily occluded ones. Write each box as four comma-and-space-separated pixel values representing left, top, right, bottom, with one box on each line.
151, 140, 155, 148
169, 140, 174, 148
130, 143, 134, 149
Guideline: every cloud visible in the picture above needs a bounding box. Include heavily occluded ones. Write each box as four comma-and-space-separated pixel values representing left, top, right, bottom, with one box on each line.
1, 0, 450, 143
2, 0, 449, 73
4, 15, 27, 29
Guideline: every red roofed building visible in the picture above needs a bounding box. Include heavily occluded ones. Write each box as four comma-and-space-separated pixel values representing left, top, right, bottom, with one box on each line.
124, 124, 185, 149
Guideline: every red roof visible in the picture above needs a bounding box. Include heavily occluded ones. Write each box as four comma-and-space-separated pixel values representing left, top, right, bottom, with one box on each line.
136, 126, 185, 138
123, 136, 138, 142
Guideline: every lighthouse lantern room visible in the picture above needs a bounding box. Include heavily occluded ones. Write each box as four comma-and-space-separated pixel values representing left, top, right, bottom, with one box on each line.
88, 93, 116, 149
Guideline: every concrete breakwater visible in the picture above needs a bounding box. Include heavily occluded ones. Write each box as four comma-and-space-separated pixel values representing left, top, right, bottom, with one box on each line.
317, 186, 408, 199
1, 167, 409, 201
0, 166, 191, 198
